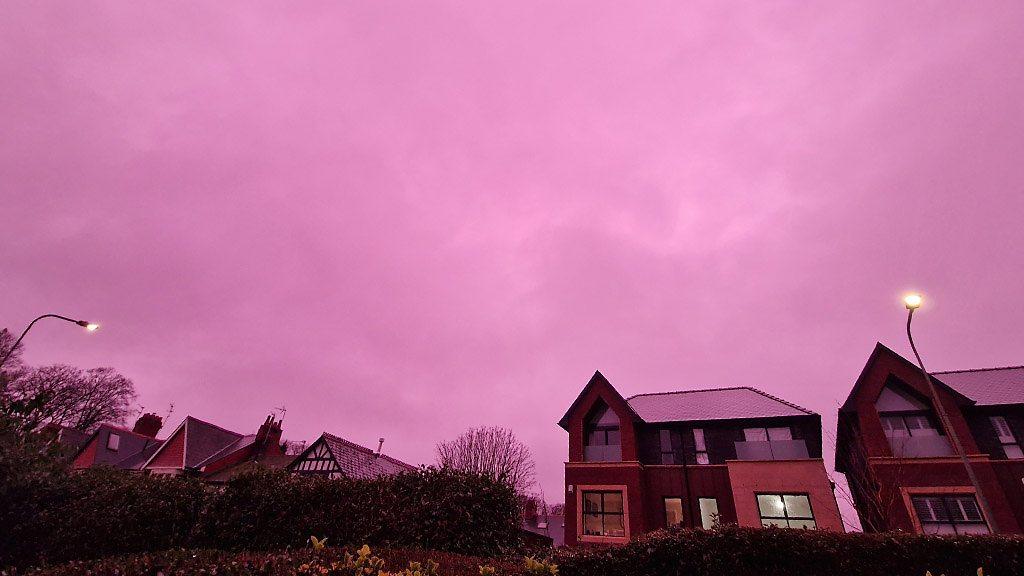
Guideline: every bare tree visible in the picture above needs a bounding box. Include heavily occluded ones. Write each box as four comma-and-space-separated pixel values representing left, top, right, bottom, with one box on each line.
0, 329, 27, 386
833, 420, 909, 532
5, 364, 137, 432
436, 426, 536, 494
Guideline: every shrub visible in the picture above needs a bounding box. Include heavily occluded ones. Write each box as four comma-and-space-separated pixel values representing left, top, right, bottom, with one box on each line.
1, 465, 520, 568
11, 545, 527, 576
552, 524, 1024, 576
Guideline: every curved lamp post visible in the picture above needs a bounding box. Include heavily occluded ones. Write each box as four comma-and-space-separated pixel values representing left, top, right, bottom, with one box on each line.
903, 294, 998, 533
0, 314, 99, 377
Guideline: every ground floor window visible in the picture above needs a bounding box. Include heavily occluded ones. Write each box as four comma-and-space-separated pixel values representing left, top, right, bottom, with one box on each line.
911, 495, 990, 535
698, 498, 719, 529
664, 497, 683, 527
582, 491, 625, 537
757, 493, 816, 529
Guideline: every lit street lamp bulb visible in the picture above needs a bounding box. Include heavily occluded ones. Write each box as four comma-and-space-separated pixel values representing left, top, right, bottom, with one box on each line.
903, 294, 923, 310
85, 323, 100, 332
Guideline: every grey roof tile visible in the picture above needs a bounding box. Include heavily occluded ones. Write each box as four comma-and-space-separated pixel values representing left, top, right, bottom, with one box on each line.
933, 366, 1024, 407
626, 386, 815, 423
321, 433, 416, 479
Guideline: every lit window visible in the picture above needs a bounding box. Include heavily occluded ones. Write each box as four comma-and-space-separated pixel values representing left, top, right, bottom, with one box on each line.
990, 416, 1023, 459
698, 498, 719, 529
911, 495, 990, 535
664, 497, 683, 527
582, 491, 625, 537
693, 428, 709, 464
757, 494, 816, 529
107, 433, 120, 451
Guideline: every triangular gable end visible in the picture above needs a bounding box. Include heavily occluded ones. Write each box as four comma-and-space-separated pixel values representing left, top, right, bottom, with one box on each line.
839, 342, 975, 413
557, 370, 642, 430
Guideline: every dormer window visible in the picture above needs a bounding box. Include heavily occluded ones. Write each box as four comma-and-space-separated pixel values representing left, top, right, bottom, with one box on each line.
584, 405, 621, 462
875, 383, 951, 457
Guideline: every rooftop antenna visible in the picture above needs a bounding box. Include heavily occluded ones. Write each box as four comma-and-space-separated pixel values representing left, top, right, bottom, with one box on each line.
162, 402, 175, 422
273, 405, 288, 420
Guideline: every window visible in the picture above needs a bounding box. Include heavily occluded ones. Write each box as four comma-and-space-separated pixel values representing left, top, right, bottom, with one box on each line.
911, 495, 990, 535
584, 406, 622, 461
664, 497, 683, 527
107, 433, 120, 451
743, 427, 792, 442
660, 429, 678, 464
693, 428, 709, 464
582, 491, 625, 537
756, 494, 816, 529
990, 416, 1023, 459
880, 413, 941, 438
698, 498, 719, 529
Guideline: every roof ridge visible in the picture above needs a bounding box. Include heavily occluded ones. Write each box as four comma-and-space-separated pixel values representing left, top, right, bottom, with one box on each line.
932, 365, 1024, 375
323, 432, 415, 470
626, 386, 752, 400
743, 386, 816, 416
185, 415, 245, 438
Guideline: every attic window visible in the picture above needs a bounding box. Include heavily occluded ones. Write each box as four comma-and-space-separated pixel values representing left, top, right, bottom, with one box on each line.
584, 405, 621, 462
107, 433, 120, 451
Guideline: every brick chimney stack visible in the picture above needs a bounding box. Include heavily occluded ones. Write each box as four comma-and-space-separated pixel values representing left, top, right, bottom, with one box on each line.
132, 413, 163, 438
255, 415, 286, 457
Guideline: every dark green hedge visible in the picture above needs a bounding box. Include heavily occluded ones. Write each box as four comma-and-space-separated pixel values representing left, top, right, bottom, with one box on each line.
553, 524, 1024, 576
2, 467, 521, 568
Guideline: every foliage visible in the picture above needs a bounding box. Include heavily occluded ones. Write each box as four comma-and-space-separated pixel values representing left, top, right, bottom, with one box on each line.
1, 466, 521, 568
436, 427, 536, 495
552, 524, 1024, 576
4, 364, 136, 432
10, 546, 525, 576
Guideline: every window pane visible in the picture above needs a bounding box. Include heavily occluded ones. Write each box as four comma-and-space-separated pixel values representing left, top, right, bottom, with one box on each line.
1005, 444, 1024, 459
882, 416, 909, 438
783, 495, 813, 519
907, 415, 939, 436
107, 433, 120, 451
603, 492, 624, 513
693, 428, 706, 451
762, 519, 788, 528
768, 427, 792, 441
788, 519, 817, 530
950, 496, 983, 522
583, 513, 603, 535
956, 523, 991, 535
604, 513, 625, 536
991, 416, 1015, 442
587, 430, 605, 446
757, 495, 785, 518
912, 496, 947, 522
660, 430, 672, 451
696, 452, 710, 465
606, 429, 621, 446
664, 498, 683, 527
744, 428, 768, 442
583, 492, 603, 513
699, 498, 719, 529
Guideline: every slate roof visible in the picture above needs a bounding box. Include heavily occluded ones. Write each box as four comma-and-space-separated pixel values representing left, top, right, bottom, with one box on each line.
626, 387, 816, 423
320, 432, 416, 479
181, 417, 246, 469
933, 366, 1024, 407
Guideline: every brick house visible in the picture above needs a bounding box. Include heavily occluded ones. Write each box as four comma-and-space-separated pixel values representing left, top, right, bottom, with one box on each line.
70, 413, 165, 470
559, 371, 843, 546
141, 414, 293, 481
288, 432, 415, 479
836, 343, 1024, 534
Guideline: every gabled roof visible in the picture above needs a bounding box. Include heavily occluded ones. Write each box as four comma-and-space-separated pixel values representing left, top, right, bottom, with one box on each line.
933, 366, 1024, 407
113, 439, 165, 469
839, 342, 974, 412
557, 371, 641, 429
70, 422, 164, 469
626, 387, 816, 423
142, 416, 245, 471
320, 433, 416, 478
291, 432, 416, 479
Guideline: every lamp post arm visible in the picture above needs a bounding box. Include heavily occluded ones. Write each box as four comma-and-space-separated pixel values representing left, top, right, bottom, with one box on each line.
0, 314, 86, 372
906, 309, 999, 532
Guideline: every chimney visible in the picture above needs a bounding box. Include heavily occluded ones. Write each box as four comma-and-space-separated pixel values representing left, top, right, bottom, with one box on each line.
256, 415, 285, 457
132, 413, 163, 438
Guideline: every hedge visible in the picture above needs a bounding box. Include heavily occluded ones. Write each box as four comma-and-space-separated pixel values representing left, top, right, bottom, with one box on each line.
1, 466, 521, 568
552, 524, 1024, 576
11, 546, 530, 576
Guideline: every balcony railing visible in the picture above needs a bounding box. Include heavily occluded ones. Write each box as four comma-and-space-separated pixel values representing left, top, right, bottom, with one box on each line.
584, 444, 622, 462
888, 435, 953, 458
734, 439, 809, 461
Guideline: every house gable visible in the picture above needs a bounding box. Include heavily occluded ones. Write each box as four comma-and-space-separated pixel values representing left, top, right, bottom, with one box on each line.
560, 371, 641, 462
144, 419, 187, 470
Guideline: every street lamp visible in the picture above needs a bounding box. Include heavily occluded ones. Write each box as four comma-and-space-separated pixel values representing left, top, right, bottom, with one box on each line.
903, 293, 998, 532
0, 314, 99, 374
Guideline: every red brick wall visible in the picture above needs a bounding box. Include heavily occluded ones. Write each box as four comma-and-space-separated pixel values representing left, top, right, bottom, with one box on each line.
565, 375, 638, 463
71, 437, 98, 469
146, 427, 185, 469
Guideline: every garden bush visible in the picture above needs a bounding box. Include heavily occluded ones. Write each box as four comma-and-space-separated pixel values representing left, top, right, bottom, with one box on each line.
552, 524, 1024, 576
1, 466, 520, 568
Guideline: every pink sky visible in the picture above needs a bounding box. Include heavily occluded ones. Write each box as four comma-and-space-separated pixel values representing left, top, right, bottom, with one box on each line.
2, 2, 1023, 528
